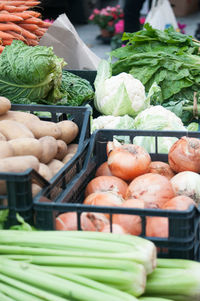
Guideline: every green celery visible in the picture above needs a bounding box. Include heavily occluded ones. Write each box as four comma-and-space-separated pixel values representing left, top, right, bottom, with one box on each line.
0, 290, 15, 301
139, 298, 174, 301
0, 274, 68, 301
0, 258, 138, 301
38, 264, 146, 297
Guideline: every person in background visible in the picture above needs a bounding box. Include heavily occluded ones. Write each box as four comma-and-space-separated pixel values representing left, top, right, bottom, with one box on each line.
124, 0, 152, 33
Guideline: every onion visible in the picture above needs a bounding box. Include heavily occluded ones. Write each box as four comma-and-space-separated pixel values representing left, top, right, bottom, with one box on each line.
162, 195, 196, 210
83, 191, 123, 219
95, 162, 113, 177
168, 136, 200, 173
170, 171, 200, 205
55, 212, 109, 232
106, 139, 121, 156
146, 217, 168, 238
101, 224, 127, 234
113, 198, 145, 235
85, 175, 128, 198
107, 144, 151, 181
126, 173, 175, 208
148, 161, 175, 180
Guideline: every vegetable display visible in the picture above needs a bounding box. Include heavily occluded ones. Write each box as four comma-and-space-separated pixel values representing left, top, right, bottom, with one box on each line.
0, 0, 50, 52
110, 24, 200, 124
0, 97, 79, 197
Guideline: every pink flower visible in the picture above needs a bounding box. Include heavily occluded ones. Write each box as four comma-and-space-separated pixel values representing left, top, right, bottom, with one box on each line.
115, 19, 124, 34
139, 17, 146, 25
89, 14, 95, 20
93, 8, 100, 14
44, 19, 54, 24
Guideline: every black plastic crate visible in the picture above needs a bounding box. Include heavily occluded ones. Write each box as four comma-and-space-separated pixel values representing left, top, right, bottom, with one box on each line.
0, 104, 91, 227
34, 129, 200, 260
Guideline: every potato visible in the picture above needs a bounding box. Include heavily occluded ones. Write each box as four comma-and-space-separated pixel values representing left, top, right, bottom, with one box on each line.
32, 183, 42, 198
55, 140, 68, 161
39, 136, 58, 164
48, 159, 65, 177
0, 110, 40, 123
0, 97, 11, 116
66, 143, 78, 155
38, 163, 53, 181
62, 153, 75, 164
57, 120, 79, 144
0, 155, 39, 194
8, 138, 43, 160
0, 141, 14, 159
29, 120, 61, 139
0, 120, 34, 140
0, 132, 6, 141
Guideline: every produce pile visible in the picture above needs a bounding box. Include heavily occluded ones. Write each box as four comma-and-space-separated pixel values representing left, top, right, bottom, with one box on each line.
0, 230, 200, 300
0, 0, 50, 52
0, 97, 79, 198
55, 136, 200, 238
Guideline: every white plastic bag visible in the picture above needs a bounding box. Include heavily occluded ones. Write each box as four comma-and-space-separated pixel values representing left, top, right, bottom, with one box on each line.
145, 0, 178, 31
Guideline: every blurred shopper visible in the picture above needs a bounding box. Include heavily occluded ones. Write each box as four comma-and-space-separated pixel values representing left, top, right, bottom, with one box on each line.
124, 0, 152, 33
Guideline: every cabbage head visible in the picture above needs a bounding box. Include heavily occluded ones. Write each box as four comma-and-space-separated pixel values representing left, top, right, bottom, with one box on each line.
133, 105, 187, 153
0, 40, 66, 103
94, 59, 149, 117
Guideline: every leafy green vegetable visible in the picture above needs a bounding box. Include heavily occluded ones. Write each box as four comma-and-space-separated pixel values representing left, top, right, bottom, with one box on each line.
59, 70, 94, 106
0, 209, 8, 229
0, 41, 66, 104
110, 24, 200, 124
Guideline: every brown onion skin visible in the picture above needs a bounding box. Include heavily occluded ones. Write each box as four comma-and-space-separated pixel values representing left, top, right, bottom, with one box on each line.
168, 136, 200, 173
148, 161, 175, 180
95, 162, 113, 177
55, 212, 109, 232
146, 217, 168, 238
113, 198, 145, 235
85, 175, 128, 198
101, 224, 127, 234
107, 144, 151, 181
162, 195, 196, 210
126, 173, 175, 209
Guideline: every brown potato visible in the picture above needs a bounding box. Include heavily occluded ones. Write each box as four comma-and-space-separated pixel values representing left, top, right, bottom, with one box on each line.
66, 143, 78, 155
0, 120, 34, 140
0, 97, 11, 116
0, 155, 39, 194
62, 153, 75, 164
55, 140, 68, 161
57, 120, 79, 144
29, 120, 61, 139
8, 138, 43, 160
0, 141, 14, 159
0, 132, 6, 141
0, 110, 40, 123
39, 136, 58, 164
48, 159, 65, 177
38, 163, 53, 181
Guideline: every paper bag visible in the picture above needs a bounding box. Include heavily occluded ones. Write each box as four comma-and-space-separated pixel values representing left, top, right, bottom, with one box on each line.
39, 13, 101, 70
145, 0, 178, 31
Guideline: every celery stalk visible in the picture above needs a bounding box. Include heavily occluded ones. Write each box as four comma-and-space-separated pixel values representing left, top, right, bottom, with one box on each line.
0, 258, 138, 301
39, 264, 146, 297
145, 266, 200, 301
0, 230, 156, 274
0, 274, 68, 301
0, 290, 15, 301
157, 258, 200, 270
139, 297, 173, 301
0, 282, 50, 301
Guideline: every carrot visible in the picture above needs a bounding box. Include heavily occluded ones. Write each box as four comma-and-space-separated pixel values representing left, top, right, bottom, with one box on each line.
1, 2, 40, 7
10, 12, 33, 20
34, 28, 47, 37
0, 23, 22, 33
40, 21, 52, 28
26, 11, 41, 18
21, 17, 43, 26
2, 39, 13, 46
0, 30, 15, 39
7, 30, 26, 41
0, 14, 23, 22
26, 38, 38, 46
19, 23, 39, 31
0, 5, 30, 12
19, 27, 38, 40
